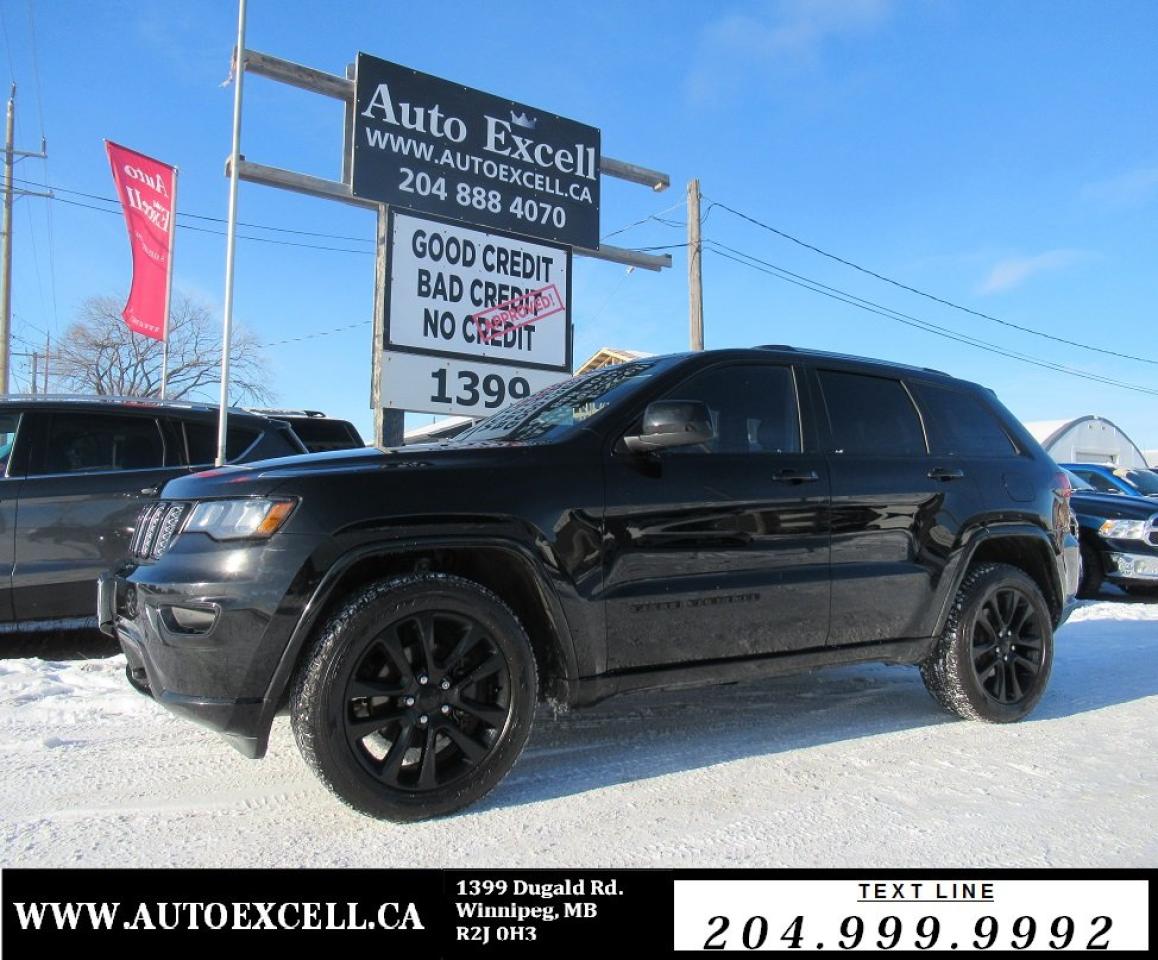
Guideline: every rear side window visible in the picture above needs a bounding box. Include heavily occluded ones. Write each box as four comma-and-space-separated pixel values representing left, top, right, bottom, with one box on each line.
33, 413, 165, 474
818, 370, 926, 456
183, 421, 260, 465
911, 382, 1017, 457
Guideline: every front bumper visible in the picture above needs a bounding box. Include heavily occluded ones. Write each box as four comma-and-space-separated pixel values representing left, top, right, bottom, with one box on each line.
98, 532, 321, 759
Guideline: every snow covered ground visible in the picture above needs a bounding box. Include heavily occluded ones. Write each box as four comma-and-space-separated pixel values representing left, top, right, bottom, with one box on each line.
0, 598, 1154, 868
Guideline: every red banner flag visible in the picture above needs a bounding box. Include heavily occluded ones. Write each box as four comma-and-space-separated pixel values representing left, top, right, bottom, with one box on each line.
105, 141, 177, 341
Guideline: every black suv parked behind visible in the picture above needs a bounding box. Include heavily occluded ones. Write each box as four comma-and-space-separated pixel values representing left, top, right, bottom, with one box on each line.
0, 396, 310, 633
101, 347, 1079, 820
1064, 469, 1158, 598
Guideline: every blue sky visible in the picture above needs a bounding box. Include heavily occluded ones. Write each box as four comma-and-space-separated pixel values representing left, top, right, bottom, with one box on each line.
3, 0, 1156, 448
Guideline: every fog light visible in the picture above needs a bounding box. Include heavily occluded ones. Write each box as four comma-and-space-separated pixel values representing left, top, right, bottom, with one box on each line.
1110, 553, 1158, 579
166, 605, 218, 633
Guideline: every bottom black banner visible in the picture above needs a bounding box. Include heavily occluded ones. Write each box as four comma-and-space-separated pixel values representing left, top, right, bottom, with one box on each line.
2, 869, 1152, 956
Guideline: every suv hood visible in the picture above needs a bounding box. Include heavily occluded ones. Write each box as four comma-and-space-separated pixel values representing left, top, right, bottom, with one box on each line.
158, 440, 551, 500
1070, 490, 1158, 520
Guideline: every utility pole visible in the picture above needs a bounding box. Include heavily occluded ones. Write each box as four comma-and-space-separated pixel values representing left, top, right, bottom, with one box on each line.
0, 84, 50, 394
687, 178, 704, 351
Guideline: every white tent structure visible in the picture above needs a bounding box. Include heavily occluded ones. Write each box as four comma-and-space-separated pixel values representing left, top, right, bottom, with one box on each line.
1025, 416, 1148, 468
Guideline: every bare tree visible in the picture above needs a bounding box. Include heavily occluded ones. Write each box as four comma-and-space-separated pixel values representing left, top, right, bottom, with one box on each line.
53, 293, 274, 404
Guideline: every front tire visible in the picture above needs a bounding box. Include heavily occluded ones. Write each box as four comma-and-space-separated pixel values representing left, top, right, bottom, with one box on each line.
291, 573, 537, 821
1077, 539, 1103, 599
921, 562, 1054, 722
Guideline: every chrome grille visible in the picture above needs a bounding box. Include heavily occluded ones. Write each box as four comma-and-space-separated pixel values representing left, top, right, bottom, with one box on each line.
131, 501, 190, 560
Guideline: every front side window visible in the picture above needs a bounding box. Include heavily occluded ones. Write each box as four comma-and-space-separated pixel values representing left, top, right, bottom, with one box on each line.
818, 370, 926, 456
655, 363, 801, 455
33, 413, 165, 475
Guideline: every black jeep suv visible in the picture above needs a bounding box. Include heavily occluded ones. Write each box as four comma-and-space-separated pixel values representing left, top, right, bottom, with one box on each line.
101, 347, 1079, 820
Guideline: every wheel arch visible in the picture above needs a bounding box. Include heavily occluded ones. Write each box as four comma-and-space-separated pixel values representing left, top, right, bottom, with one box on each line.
257, 538, 580, 742
937, 524, 1065, 633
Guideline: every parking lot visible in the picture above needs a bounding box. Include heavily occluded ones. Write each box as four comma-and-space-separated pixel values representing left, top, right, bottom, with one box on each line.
1, 596, 1153, 869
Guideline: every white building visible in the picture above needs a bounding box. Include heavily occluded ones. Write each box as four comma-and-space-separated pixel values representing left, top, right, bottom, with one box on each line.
1024, 416, 1148, 468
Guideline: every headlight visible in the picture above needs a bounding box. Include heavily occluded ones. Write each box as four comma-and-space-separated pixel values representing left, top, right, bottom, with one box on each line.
185, 498, 297, 540
1099, 518, 1148, 540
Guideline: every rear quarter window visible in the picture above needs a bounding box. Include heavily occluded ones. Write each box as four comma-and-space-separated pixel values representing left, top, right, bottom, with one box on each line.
910, 382, 1018, 457
182, 421, 260, 465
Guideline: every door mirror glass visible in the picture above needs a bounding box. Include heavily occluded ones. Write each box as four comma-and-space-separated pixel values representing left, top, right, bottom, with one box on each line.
624, 400, 715, 453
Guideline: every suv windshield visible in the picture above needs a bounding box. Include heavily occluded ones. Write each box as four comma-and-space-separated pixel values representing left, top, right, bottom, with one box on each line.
455, 360, 662, 443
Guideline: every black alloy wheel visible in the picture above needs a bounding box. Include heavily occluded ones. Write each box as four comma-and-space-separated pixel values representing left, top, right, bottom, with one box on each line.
292, 574, 537, 821
968, 586, 1045, 705
343, 610, 512, 791
920, 562, 1054, 723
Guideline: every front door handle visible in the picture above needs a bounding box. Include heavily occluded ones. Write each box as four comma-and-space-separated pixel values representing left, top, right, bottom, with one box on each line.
928, 467, 965, 481
773, 468, 820, 483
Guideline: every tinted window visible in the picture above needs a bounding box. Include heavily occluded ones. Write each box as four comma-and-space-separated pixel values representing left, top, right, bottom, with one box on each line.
0, 413, 18, 475
34, 413, 165, 475
1072, 469, 1121, 494
819, 370, 925, 456
659, 364, 800, 455
286, 418, 363, 453
184, 421, 260, 465
912, 382, 1017, 457
1114, 468, 1158, 496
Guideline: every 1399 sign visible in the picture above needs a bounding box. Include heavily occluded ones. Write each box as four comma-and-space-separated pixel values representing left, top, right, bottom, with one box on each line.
703, 913, 1114, 951
429, 367, 530, 410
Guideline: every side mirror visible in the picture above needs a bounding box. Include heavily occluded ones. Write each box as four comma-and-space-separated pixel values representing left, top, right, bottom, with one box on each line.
624, 400, 715, 453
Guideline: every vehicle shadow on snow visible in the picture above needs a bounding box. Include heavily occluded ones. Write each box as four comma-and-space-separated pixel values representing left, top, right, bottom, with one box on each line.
0, 628, 118, 661
481, 610, 1158, 812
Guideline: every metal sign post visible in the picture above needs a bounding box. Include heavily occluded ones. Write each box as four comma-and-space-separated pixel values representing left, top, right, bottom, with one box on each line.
221, 46, 672, 445
216, 0, 248, 466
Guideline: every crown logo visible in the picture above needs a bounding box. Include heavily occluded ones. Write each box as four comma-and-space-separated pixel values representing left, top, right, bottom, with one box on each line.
510, 111, 537, 130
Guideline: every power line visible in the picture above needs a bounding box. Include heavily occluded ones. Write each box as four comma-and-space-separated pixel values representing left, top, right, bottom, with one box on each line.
706, 196, 1158, 367
46, 194, 375, 255
0, 4, 15, 84
260, 319, 371, 348
14, 176, 374, 244
704, 239, 1158, 399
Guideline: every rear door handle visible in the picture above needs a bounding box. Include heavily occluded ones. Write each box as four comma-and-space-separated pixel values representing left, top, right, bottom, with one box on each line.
773, 468, 820, 483
928, 467, 965, 481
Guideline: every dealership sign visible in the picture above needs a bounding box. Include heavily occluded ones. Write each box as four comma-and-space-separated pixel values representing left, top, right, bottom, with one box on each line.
381, 210, 571, 416
352, 53, 600, 248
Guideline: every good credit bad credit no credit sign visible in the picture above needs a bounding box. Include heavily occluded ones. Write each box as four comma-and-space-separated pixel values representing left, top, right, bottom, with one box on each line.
382, 210, 572, 417
352, 53, 600, 248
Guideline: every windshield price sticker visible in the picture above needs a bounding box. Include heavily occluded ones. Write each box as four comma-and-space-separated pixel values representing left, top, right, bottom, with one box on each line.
353, 53, 600, 247
386, 210, 572, 375
673, 879, 1149, 952
380, 349, 567, 418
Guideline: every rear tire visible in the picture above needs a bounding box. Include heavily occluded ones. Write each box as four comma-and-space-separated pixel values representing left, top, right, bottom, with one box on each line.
921, 562, 1054, 722
291, 573, 537, 821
